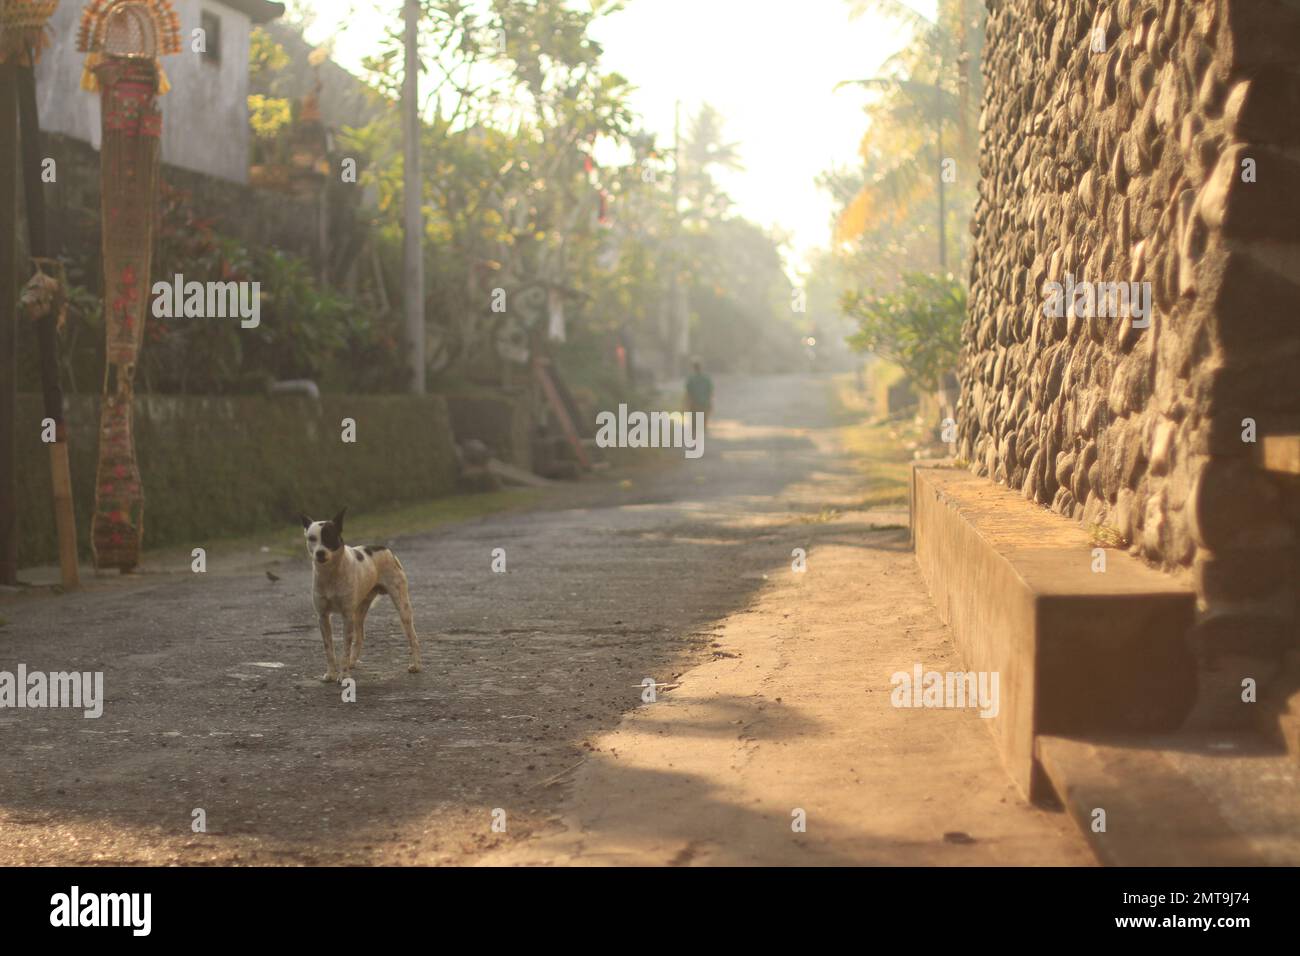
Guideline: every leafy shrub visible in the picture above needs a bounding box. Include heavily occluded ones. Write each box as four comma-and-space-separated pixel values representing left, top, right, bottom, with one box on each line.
844, 272, 965, 394
132, 184, 407, 394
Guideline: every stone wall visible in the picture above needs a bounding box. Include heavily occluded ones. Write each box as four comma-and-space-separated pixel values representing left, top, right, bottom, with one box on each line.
40, 133, 324, 288
16, 394, 458, 569
444, 390, 535, 471
959, 0, 1300, 727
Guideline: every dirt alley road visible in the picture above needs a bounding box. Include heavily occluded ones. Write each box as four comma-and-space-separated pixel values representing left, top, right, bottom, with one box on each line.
0, 373, 1092, 865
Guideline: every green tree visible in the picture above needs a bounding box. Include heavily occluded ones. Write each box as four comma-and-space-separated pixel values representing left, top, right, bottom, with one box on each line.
832, 0, 985, 276
844, 272, 964, 393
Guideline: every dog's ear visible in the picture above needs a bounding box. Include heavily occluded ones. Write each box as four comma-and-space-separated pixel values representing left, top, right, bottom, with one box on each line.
331, 507, 347, 533
298, 512, 312, 529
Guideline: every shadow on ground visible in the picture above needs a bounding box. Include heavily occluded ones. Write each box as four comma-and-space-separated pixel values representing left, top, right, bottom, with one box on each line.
0, 373, 914, 864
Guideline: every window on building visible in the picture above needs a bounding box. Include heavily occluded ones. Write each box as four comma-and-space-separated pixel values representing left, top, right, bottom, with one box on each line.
200, 11, 222, 65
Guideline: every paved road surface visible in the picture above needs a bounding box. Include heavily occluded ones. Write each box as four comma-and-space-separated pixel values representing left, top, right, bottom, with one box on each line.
0, 374, 1091, 865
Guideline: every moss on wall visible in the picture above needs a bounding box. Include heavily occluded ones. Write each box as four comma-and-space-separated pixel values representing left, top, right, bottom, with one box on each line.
16, 394, 457, 569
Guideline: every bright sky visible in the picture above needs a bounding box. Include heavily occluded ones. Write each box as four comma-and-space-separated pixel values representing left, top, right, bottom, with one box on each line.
589, 0, 918, 272
294, 0, 929, 273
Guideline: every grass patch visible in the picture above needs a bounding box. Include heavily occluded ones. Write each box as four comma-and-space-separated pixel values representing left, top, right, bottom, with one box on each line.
1088, 524, 1127, 548
831, 376, 916, 509
796, 507, 842, 525
301, 489, 541, 556
346, 489, 543, 542
163, 488, 544, 566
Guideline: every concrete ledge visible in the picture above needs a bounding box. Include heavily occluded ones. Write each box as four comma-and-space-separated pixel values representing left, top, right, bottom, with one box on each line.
910, 465, 1197, 798
1258, 434, 1300, 475
1037, 733, 1300, 865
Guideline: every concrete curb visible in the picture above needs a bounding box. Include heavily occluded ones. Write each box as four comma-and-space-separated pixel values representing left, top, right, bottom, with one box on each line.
909, 464, 1196, 799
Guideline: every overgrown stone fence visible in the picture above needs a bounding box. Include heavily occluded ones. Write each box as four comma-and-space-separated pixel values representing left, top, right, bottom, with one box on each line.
16, 393, 458, 568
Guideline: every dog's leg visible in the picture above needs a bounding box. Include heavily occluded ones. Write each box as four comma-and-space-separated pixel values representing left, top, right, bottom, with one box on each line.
349, 592, 379, 670
340, 614, 358, 680
348, 607, 368, 670
390, 578, 422, 673
318, 613, 339, 683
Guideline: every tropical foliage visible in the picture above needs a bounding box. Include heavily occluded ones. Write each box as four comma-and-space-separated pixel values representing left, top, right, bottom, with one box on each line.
830, 0, 984, 280
843, 272, 964, 393
337, 0, 803, 386
271, 0, 804, 393
31, 0, 803, 402
825, 0, 986, 392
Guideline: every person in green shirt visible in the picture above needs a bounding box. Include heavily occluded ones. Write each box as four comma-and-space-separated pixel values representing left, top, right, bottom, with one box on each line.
684, 359, 714, 434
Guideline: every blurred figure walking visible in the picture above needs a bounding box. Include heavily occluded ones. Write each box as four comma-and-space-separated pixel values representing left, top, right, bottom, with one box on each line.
685, 358, 714, 434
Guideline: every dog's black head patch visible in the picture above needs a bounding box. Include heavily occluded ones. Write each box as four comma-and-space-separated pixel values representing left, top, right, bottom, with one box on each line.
320, 521, 343, 551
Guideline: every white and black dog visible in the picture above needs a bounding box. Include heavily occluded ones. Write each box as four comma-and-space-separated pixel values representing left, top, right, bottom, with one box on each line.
298, 509, 422, 682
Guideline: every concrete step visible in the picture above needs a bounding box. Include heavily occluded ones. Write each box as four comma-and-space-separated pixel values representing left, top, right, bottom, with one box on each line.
1257, 434, 1300, 475
910, 465, 1197, 799
1037, 733, 1300, 866
1261, 665, 1300, 762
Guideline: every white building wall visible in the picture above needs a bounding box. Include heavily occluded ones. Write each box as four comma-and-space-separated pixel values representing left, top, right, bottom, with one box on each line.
35, 0, 253, 184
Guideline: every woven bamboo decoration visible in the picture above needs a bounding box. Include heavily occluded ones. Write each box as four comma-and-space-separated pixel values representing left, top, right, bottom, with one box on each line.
0, 1, 60, 65
77, 1, 179, 570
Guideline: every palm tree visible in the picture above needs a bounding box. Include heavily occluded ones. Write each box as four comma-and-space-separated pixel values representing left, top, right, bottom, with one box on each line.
835, 0, 984, 271
679, 103, 744, 225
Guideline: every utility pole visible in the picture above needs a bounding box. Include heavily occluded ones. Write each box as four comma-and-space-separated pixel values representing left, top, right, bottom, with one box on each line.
669, 99, 688, 377
18, 54, 79, 589
402, 0, 425, 394
935, 61, 947, 273
0, 61, 17, 584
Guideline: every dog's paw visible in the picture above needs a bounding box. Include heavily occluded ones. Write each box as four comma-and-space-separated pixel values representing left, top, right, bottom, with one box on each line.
321, 671, 338, 683
408, 662, 422, 674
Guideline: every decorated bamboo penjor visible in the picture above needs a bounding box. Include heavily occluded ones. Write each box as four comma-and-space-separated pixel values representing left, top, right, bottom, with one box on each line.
0, 1, 58, 64
76, 0, 179, 570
